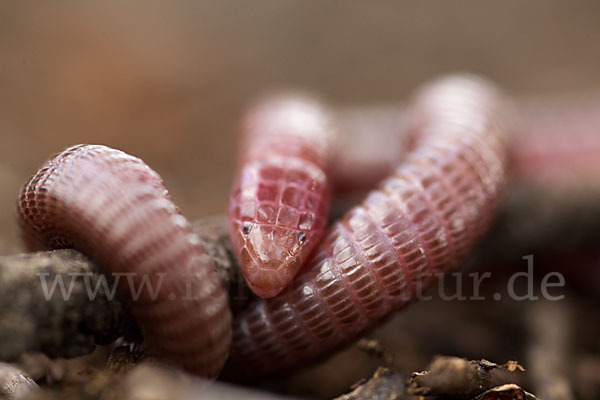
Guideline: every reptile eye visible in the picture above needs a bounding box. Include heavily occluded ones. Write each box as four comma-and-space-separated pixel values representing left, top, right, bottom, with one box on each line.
298, 231, 306, 243
243, 222, 253, 234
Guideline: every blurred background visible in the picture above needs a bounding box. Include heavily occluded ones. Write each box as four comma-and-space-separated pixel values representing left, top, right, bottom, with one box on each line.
1, 2, 600, 398
1, 0, 600, 254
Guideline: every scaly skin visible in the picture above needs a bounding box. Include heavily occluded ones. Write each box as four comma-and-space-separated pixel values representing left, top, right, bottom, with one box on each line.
332, 95, 600, 193
229, 93, 335, 298
223, 75, 512, 378
16, 145, 231, 378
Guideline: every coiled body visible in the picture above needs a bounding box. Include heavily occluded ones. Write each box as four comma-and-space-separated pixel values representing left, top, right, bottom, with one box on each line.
224, 75, 511, 378
16, 145, 231, 377
331, 96, 600, 193
229, 94, 335, 298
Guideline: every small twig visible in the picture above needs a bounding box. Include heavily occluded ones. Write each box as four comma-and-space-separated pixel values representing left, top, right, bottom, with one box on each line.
406, 356, 526, 399
473, 384, 539, 400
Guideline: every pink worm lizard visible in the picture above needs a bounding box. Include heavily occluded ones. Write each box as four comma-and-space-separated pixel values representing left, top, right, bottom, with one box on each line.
222, 74, 512, 378
19, 74, 595, 379
228, 93, 336, 298
16, 145, 231, 377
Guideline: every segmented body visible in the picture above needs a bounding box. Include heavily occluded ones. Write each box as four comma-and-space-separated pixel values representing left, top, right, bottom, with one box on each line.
16, 145, 231, 377
332, 96, 600, 193
229, 94, 335, 298
223, 75, 511, 378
